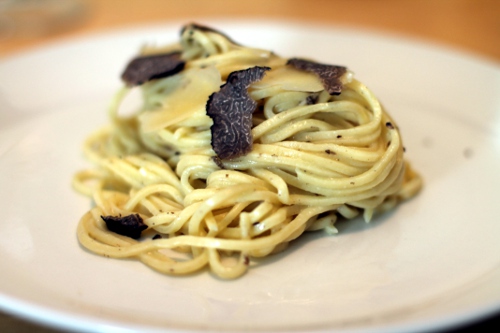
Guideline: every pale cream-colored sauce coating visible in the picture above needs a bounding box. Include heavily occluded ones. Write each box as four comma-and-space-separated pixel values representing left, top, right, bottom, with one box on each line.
73, 25, 422, 279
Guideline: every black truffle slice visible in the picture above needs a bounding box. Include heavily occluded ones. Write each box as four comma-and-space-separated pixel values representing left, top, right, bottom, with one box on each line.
101, 214, 147, 239
287, 58, 347, 95
121, 51, 185, 86
206, 66, 270, 160
181, 23, 240, 45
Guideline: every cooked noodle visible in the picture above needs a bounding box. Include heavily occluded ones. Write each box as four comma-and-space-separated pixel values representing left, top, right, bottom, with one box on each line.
73, 24, 422, 279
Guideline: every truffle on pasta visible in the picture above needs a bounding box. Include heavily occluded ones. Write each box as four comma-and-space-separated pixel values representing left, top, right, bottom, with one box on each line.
73, 24, 422, 279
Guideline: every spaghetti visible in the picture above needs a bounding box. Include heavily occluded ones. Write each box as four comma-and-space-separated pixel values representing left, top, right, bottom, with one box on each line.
73, 24, 422, 279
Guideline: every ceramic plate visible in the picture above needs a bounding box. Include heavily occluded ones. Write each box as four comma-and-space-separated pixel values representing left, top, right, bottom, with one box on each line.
1, 20, 499, 333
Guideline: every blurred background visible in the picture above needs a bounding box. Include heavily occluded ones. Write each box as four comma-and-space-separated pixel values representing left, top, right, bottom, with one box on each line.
0, 0, 499, 61
0, 0, 499, 332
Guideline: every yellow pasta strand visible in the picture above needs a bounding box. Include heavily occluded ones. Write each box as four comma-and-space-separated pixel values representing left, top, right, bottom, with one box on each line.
74, 24, 422, 279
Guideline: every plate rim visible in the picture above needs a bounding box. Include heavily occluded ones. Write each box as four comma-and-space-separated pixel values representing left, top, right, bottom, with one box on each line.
1, 19, 500, 333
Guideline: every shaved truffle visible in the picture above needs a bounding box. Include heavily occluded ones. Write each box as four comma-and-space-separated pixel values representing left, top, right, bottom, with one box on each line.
206, 66, 270, 160
121, 51, 185, 86
181, 23, 240, 45
101, 214, 147, 239
287, 58, 347, 95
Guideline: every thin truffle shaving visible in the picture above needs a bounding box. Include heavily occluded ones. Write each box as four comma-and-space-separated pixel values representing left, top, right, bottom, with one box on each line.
101, 214, 147, 239
207, 66, 270, 160
287, 58, 347, 95
73, 24, 422, 279
121, 52, 185, 86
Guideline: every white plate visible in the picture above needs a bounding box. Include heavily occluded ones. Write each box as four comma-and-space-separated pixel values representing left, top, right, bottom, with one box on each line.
0, 20, 499, 333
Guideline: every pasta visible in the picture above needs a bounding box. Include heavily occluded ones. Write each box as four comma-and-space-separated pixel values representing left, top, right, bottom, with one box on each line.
73, 24, 422, 279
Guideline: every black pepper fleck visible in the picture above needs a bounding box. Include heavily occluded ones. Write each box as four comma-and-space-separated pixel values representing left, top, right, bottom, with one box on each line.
325, 149, 336, 155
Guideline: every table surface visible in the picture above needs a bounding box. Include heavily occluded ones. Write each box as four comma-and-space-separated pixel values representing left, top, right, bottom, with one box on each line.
0, 0, 499, 332
1, 0, 499, 61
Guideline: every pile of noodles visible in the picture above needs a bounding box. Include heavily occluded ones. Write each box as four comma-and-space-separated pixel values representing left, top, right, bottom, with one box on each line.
73, 24, 422, 278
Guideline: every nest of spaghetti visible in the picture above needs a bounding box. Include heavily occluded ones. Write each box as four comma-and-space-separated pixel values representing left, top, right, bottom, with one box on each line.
73, 24, 422, 279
